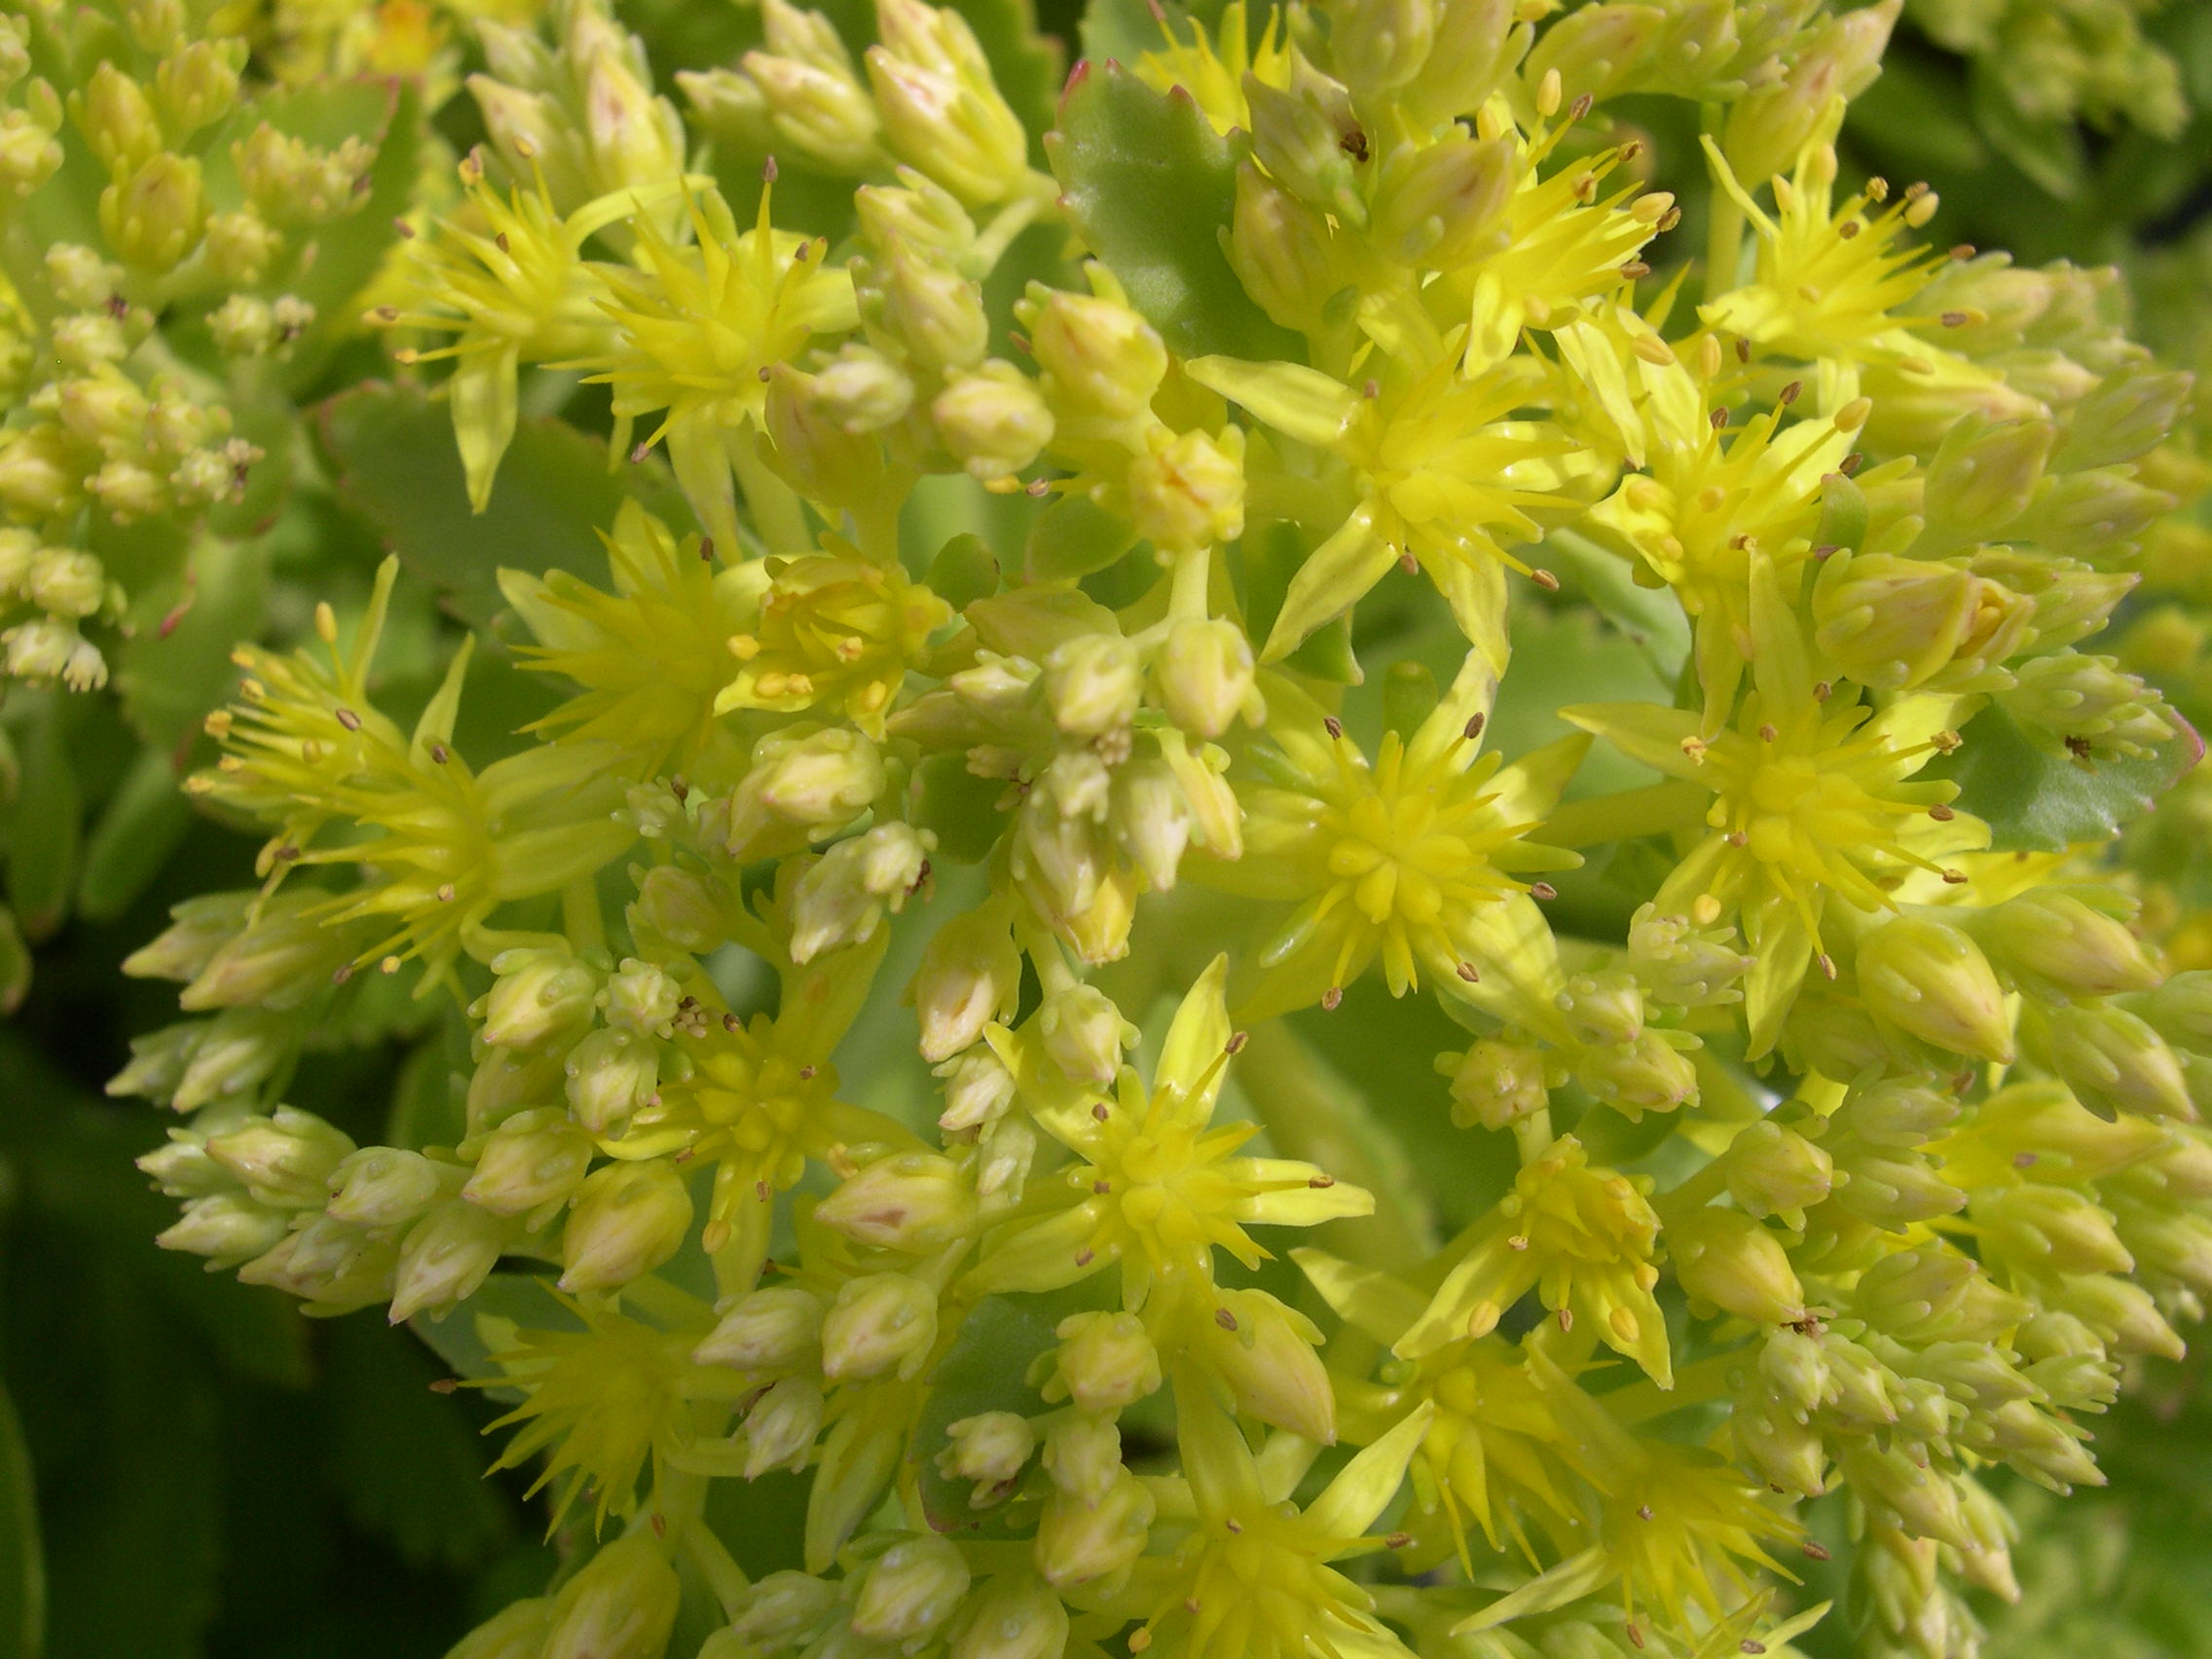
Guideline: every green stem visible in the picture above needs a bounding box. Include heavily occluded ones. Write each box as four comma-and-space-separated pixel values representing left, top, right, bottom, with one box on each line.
1602, 1346, 1748, 1424
732, 435, 811, 556
562, 877, 607, 957
1703, 178, 1745, 306
1235, 1021, 1435, 1271
1534, 779, 1709, 850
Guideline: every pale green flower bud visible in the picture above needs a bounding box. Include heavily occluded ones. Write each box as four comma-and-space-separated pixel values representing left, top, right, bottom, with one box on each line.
1190, 1287, 1334, 1442
790, 824, 933, 963
814, 344, 916, 432
940, 1411, 1034, 1494
1972, 889, 2159, 1001
1109, 757, 1192, 893
912, 906, 1021, 1061
444, 1598, 556, 1659
1044, 634, 1142, 738
18, 546, 102, 622
1042, 1415, 1123, 1506
602, 957, 682, 1037
541, 1537, 681, 1659
1923, 418, 2053, 540
71, 63, 162, 175
1445, 1038, 1549, 1129
1025, 289, 1167, 424
2016, 1311, 2116, 1411
327, 1146, 450, 1228
733, 1572, 841, 1648
1983, 1397, 2100, 1490
935, 361, 1053, 483
562, 1035, 654, 1141
99, 152, 205, 273
744, 1376, 826, 1475
977, 1113, 1036, 1203
207, 1106, 355, 1208
1243, 51, 1366, 227
479, 947, 600, 1051
2131, 972, 2212, 1056
201, 208, 281, 286
1836, 1442, 1969, 1548
153, 40, 241, 135
2007, 652, 2174, 759
391, 1198, 511, 1321
559, 1161, 693, 1292
1328, 0, 1435, 91
239, 1214, 395, 1309
1857, 915, 2015, 1064
158, 1190, 291, 1265
764, 362, 886, 513
468, 1046, 566, 1138
1724, 1121, 1833, 1221
138, 1105, 257, 1198
0, 98, 63, 199
1154, 620, 1255, 743
632, 863, 743, 954
1812, 554, 1986, 691
1668, 1205, 1804, 1323
937, 1047, 1016, 1133
2053, 1272, 2183, 1359
858, 167, 975, 261
1372, 127, 1513, 268
44, 245, 119, 312
88, 458, 167, 522
1034, 1474, 1153, 1590
178, 895, 348, 1013
721, 727, 886, 859
1721, 2, 1895, 184
463, 1108, 593, 1218
1758, 1327, 1835, 1418
571, 11, 686, 202
1048, 1311, 1161, 1414
0, 426, 84, 521
746, 0, 879, 170
109, 1019, 204, 1107
823, 1272, 939, 1380
879, 244, 991, 373
1228, 160, 1342, 333
1401, 0, 1516, 124
815, 1151, 977, 1251
2, 617, 104, 690
1734, 1396, 1827, 1498
948, 1573, 1066, 1659
1035, 983, 1135, 1088
852, 1534, 970, 1644
2022, 465, 2173, 566
1556, 970, 1643, 1048
1972, 1080, 2164, 1179
124, 893, 254, 983
867, 0, 1029, 205
1578, 1030, 1698, 1119
1856, 1247, 2028, 1346
1524, 2, 1665, 103
697, 1285, 824, 1372
1972, 1184, 2131, 1275
235, 124, 377, 225
2059, 366, 2194, 470
676, 67, 771, 147
2026, 1002, 2192, 1121
1126, 426, 1244, 557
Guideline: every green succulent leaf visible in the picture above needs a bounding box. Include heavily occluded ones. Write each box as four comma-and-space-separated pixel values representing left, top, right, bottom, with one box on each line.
1928, 701, 2203, 852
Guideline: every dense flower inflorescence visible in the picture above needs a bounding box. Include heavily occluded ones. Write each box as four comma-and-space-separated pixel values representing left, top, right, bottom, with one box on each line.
96, 0, 2212, 1657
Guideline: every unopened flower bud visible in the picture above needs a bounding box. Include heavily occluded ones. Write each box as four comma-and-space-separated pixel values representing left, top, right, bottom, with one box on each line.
2053, 1272, 2184, 1358
1372, 128, 1513, 268
1049, 1310, 1161, 1413
1973, 888, 2159, 1001
764, 363, 886, 512
853, 1535, 971, 1645
1044, 634, 1142, 737
822, 1272, 938, 1380
632, 863, 742, 953
201, 207, 281, 285
564, 1027, 659, 1133
559, 1161, 693, 1292
744, 0, 879, 170
1034, 1473, 1154, 1589
158, 1190, 291, 1265
1243, 51, 1366, 226
1577, 1030, 1698, 1119
937, 1047, 1016, 1133
866, 0, 1029, 205
445, 1599, 556, 1659
815, 1151, 977, 1251
1556, 970, 1643, 1048
1190, 1287, 1334, 1442
391, 1198, 510, 1320
1757, 1327, 1835, 1418
99, 152, 205, 273
934, 361, 1053, 483
913, 907, 1021, 1062
1722, 2, 1895, 184
2026, 1002, 2192, 1122
540, 1537, 681, 1659
1724, 1121, 1834, 1221
790, 824, 932, 963
72, 63, 162, 174
697, 1285, 824, 1373
948, 1573, 1067, 1659
2022, 465, 2174, 567
124, 892, 253, 983
745, 1376, 827, 1475
463, 1108, 593, 1218
940, 1410, 1035, 1496
1041, 1415, 1124, 1506
2007, 652, 2174, 760
1126, 426, 1244, 556
1668, 1205, 1805, 1323
1972, 1184, 2132, 1275
2060, 366, 2194, 471
1228, 160, 1341, 332
879, 243, 991, 373
733, 1572, 840, 1648
1924, 418, 2053, 539
479, 947, 599, 1051
1150, 620, 1253, 743
1857, 915, 2014, 1064
602, 957, 681, 1037
1445, 1038, 1548, 1129
153, 39, 240, 134
2131, 972, 2212, 1056
1035, 984, 1135, 1088
814, 344, 915, 431
1812, 553, 1984, 690
206, 1106, 355, 1208
722, 727, 886, 858
327, 1146, 450, 1228
1024, 289, 1166, 424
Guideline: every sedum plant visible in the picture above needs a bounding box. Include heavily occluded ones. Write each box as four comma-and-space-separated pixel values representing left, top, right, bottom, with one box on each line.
80, 0, 2212, 1656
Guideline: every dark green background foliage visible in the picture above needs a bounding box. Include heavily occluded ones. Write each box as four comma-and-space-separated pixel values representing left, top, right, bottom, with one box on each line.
1, 2, 2209, 1656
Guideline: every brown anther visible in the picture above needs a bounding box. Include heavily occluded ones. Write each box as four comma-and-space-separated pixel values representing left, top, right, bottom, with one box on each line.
1362, 378, 1381, 399
2014, 1152, 2039, 1168
1656, 206, 1681, 233
1094, 1180, 1112, 1194
673, 1147, 695, 1164
1557, 1308, 1573, 1332
1227, 1030, 1249, 1054
671, 776, 689, 801
1075, 1247, 1095, 1266
1464, 713, 1486, 741
1803, 1541, 1831, 1562
1216, 1307, 1238, 1331
1837, 219, 1862, 240
756, 1179, 772, 1199
1507, 1235, 1529, 1251
1092, 1102, 1111, 1121
1941, 869, 1969, 885
1620, 261, 1650, 279
1817, 953, 1837, 980
332, 964, 354, 984
1741, 1643, 1766, 1655
495, 231, 509, 252
1457, 962, 1481, 982
1949, 243, 1975, 260
1568, 92, 1594, 122
1839, 452, 1863, 475
393, 218, 416, 238
1814, 682, 1832, 702
699, 537, 716, 562
1626, 1624, 1644, 1651
335, 707, 362, 731
1384, 1531, 1413, 1550
2065, 734, 2093, 759
1322, 985, 1344, 1011
1530, 568, 1561, 591
428, 743, 449, 764
1929, 803, 1955, 821
1941, 311, 1969, 327
428, 1378, 459, 1394
1225, 1517, 1243, 1532
629, 441, 651, 464
1637, 1504, 1654, 1521
650, 1512, 667, 1538
1726, 830, 1749, 847
276, 844, 302, 861
798, 1065, 816, 1080
1758, 723, 1778, 742
436, 883, 456, 903
1339, 127, 1369, 163
763, 155, 779, 182
1309, 1174, 1336, 1189
1710, 407, 1730, 430
722, 1012, 741, 1032
1779, 380, 1802, 405
1323, 716, 1344, 740
1530, 882, 1557, 901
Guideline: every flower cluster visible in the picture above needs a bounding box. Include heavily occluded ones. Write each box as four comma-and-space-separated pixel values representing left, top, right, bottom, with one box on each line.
108, 2, 2212, 1659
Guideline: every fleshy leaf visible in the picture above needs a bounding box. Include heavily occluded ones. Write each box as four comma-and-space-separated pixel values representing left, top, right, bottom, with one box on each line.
1924, 702, 2202, 853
